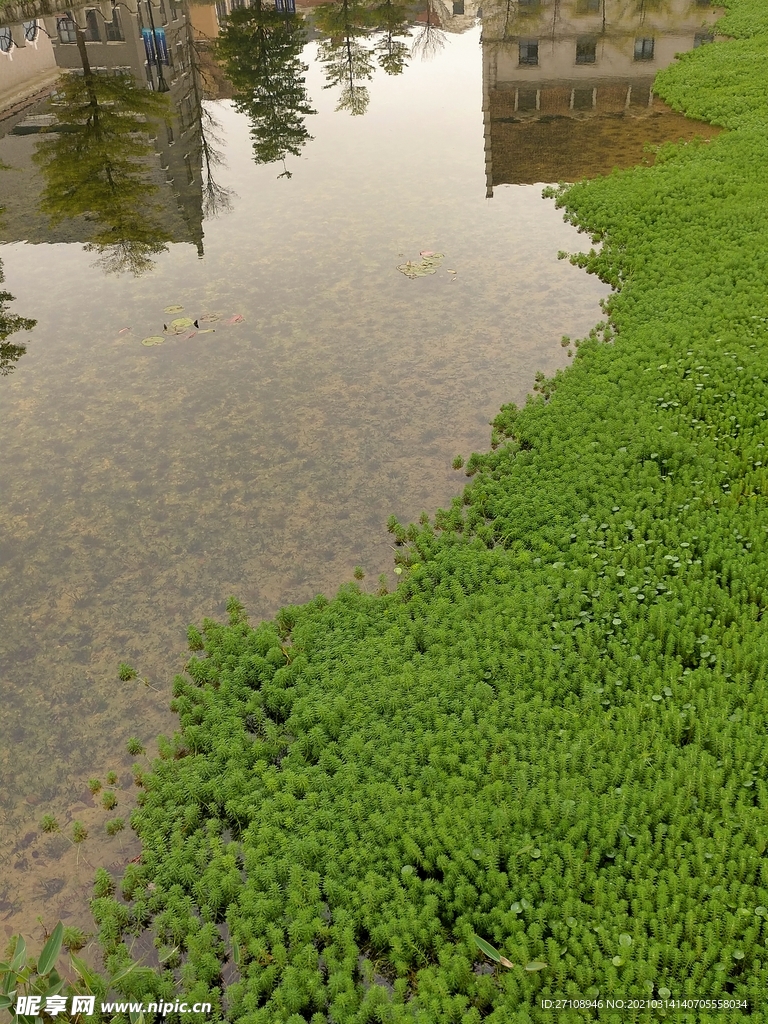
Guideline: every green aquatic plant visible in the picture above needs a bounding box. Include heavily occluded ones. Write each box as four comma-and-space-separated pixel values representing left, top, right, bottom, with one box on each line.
96, 1, 768, 1017
39, 814, 59, 834
101, 791, 118, 811
71, 822, 87, 844
87, 778, 102, 795
118, 663, 137, 681
353, 565, 366, 581
61, 926, 87, 954
126, 737, 145, 756
105, 771, 118, 786
452, 455, 464, 469
105, 819, 125, 838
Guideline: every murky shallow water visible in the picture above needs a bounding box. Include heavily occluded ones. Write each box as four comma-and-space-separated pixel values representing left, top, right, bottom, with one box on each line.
0, 0, 715, 945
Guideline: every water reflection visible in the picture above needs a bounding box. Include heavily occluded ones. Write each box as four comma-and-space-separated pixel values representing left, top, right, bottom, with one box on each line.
0, 255, 35, 375
0, 0, 215, 273
481, 0, 720, 189
215, 1, 315, 172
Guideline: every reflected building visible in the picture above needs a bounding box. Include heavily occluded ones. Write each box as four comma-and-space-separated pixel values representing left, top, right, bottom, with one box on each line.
0, 0, 207, 266
482, 0, 720, 192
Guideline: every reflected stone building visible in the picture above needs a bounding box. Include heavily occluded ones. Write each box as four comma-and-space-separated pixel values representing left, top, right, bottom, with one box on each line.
0, 0, 205, 259
481, 0, 720, 192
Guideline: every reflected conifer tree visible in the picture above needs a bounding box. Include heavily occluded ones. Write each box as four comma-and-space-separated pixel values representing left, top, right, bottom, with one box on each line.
0, 171, 36, 376
315, 0, 376, 115
0, 270, 35, 376
32, 27, 174, 276
215, 1, 315, 177
370, 0, 412, 74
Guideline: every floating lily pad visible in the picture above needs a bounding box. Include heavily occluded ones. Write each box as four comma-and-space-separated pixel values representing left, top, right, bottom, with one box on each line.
141, 336, 165, 347
198, 312, 222, 323
165, 317, 195, 335
397, 253, 445, 279
164, 304, 184, 313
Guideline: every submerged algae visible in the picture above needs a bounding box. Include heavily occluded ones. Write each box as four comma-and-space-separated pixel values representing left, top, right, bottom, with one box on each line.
93, 2, 768, 1019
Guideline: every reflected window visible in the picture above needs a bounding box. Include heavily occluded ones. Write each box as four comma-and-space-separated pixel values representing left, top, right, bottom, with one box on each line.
170, 0, 179, 18
167, 123, 175, 144
185, 154, 194, 184
453, 0, 464, 12
57, 15, 78, 42
518, 89, 537, 111
158, 0, 168, 24
575, 36, 597, 63
0, 26, 11, 51
573, 87, 593, 110
105, 10, 124, 40
519, 38, 538, 65
215, 0, 227, 21
24, 20, 39, 42
576, 0, 600, 10
175, 39, 184, 69
634, 37, 654, 60
694, 31, 713, 47
518, 0, 540, 9
83, 9, 101, 40
232, 0, 245, 7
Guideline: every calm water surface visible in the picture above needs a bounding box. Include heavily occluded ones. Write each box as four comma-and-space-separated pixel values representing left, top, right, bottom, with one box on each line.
0, 0, 715, 943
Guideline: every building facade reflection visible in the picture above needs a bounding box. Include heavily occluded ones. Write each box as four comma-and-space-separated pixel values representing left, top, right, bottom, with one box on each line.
481, 0, 720, 191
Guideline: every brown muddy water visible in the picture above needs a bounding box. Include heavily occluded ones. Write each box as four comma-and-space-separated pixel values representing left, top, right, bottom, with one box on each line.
0, 0, 717, 953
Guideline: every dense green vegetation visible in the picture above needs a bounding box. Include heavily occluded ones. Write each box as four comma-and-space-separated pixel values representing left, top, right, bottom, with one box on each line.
92, 1, 768, 1020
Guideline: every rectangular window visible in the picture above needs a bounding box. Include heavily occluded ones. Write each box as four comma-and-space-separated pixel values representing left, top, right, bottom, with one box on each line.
634, 37, 654, 60
575, 36, 596, 64
518, 38, 538, 65
167, 123, 175, 144
215, 0, 227, 22
83, 9, 101, 41
104, 10, 124, 40
158, 0, 168, 24
576, 0, 600, 10
185, 154, 194, 184
573, 87, 593, 110
517, 89, 537, 111
452, 0, 464, 13
57, 15, 77, 42
170, 0, 179, 19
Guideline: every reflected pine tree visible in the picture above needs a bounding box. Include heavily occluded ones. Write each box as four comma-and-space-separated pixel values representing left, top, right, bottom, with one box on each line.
32, 29, 174, 276
370, 0, 412, 74
215, 0, 315, 177
315, 0, 376, 115
0, 169, 36, 376
0, 266, 36, 377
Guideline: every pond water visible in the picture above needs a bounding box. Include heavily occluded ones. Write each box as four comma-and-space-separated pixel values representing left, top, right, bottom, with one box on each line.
0, 0, 716, 945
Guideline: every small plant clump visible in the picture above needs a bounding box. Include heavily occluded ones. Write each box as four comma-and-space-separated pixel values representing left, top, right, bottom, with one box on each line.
126, 737, 145, 756
95, 3, 768, 1019
105, 771, 118, 786
61, 925, 87, 953
118, 662, 137, 681
452, 454, 464, 469
101, 791, 118, 811
40, 814, 59, 834
71, 822, 87, 844
87, 777, 102, 794
105, 818, 125, 837
353, 566, 365, 581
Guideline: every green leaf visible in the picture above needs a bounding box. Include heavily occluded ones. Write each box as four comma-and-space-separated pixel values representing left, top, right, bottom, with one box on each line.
232, 936, 241, 968
472, 935, 501, 963
37, 922, 64, 976
10, 938, 26, 972
524, 961, 548, 971
0, 993, 13, 1011
618, 933, 633, 948
70, 953, 102, 993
